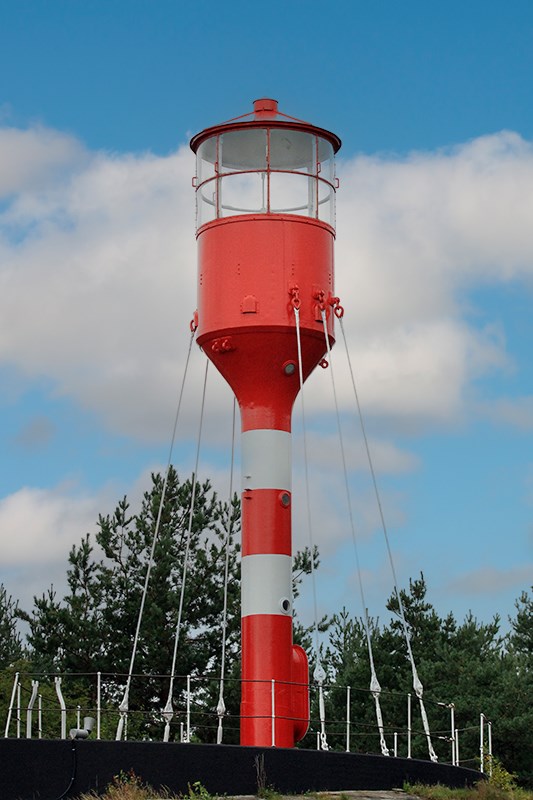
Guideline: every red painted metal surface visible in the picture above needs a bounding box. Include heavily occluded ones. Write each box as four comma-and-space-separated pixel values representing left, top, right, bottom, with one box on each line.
191, 99, 340, 747
196, 216, 335, 432
241, 489, 292, 556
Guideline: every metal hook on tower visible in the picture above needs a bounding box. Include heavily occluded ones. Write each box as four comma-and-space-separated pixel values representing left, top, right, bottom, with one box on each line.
289, 284, 301, 310
328, 295, 344, 319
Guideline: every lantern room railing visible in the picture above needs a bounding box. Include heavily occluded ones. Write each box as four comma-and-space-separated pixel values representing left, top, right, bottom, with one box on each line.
194, 127, 337, 229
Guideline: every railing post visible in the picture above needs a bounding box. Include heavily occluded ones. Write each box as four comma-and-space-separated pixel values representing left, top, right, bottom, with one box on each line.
394, 731, 398, 757
488, 721, 493, 776
4, 672, 19, 738
450, 704, 455, 765
26, 680, 39, 739
38, 694, 43, 739
455, 727, 459, 766
345, 686, 351, 752
186, 675, 191, 743
16, 682, 21, 738
55, 677, 67, 740
96, 672, 101, 740
480, 712, 485, 773
271, 679, 276, 747
407, 693, 412, 758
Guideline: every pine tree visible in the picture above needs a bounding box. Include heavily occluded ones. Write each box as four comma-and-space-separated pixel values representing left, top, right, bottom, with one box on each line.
20, 468, 241, 740
0, 586, 23, 668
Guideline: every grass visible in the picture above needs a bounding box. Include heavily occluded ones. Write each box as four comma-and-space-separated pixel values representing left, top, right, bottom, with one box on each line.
76, 764, 533, 800
405, 782, 533, 800
78, 770, 195, 800
77, 786, 533, 800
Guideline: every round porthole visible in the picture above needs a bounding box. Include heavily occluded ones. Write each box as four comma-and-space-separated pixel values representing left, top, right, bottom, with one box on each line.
282, 360, 296, 376
279, 597, 291, 614
279, 492, 291, 507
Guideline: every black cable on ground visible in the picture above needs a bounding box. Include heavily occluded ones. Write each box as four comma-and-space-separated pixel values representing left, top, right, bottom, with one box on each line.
51, 740, 77, 800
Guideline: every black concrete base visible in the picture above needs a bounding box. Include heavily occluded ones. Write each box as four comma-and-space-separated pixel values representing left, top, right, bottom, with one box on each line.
0, 739, 482, 800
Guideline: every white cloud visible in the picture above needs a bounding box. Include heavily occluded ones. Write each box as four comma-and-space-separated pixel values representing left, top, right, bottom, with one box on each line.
483, 396, 533, 430
1, 125, 533, 445
447, 564, 533, 596
0, 484, 108, 568
0, 125, 86, 197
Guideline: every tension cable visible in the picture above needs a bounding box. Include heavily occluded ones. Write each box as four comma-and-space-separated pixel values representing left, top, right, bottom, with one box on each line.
338, 316, 437, 762
293, 303, 329, 751
162, 358, 209, 742
116, 328, 196, 741
216, 396, 237, 744
320, 307, 389, 756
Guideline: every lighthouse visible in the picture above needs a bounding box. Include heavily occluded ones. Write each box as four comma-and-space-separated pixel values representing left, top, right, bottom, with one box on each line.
190, 98, 341, 747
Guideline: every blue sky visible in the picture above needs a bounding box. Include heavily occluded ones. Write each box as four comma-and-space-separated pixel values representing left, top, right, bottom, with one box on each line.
1, 0, 532, 644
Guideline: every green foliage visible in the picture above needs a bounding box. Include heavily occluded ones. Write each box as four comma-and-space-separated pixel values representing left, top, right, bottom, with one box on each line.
298, 575, 533, 788
187, 781, 214, 800
405, 783, 474, 800
508, 589, 533, 658
17, 468, 242, 742
78, 768, 178, 799
0, 585, 24, 668
488, 757, 519, 793
405, 781, 533, 800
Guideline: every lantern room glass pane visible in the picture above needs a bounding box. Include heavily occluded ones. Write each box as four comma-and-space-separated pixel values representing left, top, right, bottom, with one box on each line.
197, 177, 217, 226
269, 172, 317, 217
318, 179, 334, 226
318, 138, 334, 185
197, 137, 217, 184
270, 130, 316, 173
219, 129, 267, 172
318, 137, 335, 183
219, 172, 267, 216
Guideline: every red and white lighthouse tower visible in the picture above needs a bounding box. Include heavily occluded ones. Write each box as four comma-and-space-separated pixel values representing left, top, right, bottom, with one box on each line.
190, 99, 341, 747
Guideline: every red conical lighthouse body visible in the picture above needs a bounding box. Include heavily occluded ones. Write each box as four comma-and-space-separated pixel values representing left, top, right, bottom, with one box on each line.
190, 99, 341, 747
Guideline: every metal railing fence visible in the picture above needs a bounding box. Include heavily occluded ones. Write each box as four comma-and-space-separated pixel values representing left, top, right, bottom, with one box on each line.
3, 669, 492, 770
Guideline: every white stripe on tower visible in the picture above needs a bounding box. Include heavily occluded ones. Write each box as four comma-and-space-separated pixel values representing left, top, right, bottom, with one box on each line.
241, 554, 292, 617
241, 429, 291, 491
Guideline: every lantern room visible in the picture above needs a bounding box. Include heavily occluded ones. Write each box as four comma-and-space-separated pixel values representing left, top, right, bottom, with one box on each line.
190, 98, 341, 229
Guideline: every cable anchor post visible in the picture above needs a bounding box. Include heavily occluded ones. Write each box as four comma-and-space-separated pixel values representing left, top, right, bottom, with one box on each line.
162, 696, 174, 743
314, 663, 329, 751
216, 695, 226, 745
